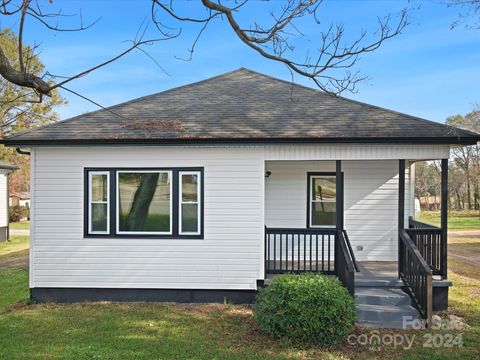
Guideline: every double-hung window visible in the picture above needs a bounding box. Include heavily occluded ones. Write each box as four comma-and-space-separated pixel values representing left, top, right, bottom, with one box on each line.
179, 171, 201, 235
88, 171, 110, 234
85, 168, 203, 238
308, 173, 336, 228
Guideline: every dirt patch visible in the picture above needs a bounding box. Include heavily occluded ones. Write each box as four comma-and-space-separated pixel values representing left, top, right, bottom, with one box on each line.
0, 250, 29, 269
449, 231, 480, 268
449, 230, 480, 238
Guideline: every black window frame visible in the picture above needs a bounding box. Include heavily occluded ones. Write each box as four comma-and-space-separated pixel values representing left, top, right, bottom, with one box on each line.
306, 172, 339, 229
84, 167, 204, 239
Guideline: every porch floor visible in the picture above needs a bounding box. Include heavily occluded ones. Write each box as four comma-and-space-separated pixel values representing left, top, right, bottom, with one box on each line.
355, 261, 403, 288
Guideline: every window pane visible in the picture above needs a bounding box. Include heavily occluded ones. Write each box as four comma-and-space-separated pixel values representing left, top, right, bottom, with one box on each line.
91, 203, 108, 232
118, 172, 170, 233
312, 177, 336, 201
92, 174, 108, 202
182, 174, 198, 202
182, 203, 198, 233
312, 201, 336, 226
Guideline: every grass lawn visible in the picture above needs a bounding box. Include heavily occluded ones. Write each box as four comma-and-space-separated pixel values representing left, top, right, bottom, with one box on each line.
0, 235, 29, 257
0, 235, 479, 359
418, 210, 480, 230
9, 221, 30, 230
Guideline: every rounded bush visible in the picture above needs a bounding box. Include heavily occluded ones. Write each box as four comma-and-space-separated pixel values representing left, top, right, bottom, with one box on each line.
9, 205, 29, 222
254, 273, 356, 346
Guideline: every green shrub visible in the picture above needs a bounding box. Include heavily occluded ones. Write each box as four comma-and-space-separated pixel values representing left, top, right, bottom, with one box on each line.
9, 205, 29, 222
254, 273, 356, 346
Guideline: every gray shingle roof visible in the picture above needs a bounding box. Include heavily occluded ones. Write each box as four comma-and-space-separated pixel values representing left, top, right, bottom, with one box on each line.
3, 68, 479, 145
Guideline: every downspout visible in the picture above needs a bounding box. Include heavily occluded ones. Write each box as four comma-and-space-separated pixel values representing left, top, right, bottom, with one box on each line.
13, 148, 30, 238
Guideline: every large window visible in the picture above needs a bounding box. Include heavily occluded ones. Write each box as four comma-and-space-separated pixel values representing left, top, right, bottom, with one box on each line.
85, 168, 203, 238
308, 173, 336, 227
117, 171, 172, 235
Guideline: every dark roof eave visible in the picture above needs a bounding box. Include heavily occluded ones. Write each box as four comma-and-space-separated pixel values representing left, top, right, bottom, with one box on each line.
1, 136, 479, 147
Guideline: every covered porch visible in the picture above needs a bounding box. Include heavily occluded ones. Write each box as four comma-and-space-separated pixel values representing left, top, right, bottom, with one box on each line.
263, 158, 449, 325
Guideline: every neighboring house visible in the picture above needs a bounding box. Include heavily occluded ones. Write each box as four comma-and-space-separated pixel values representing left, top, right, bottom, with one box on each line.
9, 191, 30, 208
2, 69, 479, 328
0, 161, 17, 242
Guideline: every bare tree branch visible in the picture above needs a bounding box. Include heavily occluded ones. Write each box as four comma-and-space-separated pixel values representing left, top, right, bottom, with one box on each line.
154, 0, 408, 94
0, 0, 410, 111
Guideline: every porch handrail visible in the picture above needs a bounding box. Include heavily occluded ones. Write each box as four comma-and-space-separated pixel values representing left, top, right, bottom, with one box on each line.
399, 229, 433, 326
336, 230, 355, 295
407, 217, 445, 277
342, 229, 359, 272
409, 217, 440, 230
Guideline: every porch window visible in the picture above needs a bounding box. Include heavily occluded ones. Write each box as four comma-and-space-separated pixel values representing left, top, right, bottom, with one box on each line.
117, 171, 172, 235
84, 168, 203, 238
308, 174, 336, 227
88, 171, 110, 234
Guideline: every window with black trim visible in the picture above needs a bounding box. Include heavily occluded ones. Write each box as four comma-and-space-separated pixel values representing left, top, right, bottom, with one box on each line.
88, 171, 110, 234
85, 168, 203, 238
308, 173, 336, 228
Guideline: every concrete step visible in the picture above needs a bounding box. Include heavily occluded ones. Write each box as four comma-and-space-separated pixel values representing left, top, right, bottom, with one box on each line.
355, 278, 404, 288
356, 303, 419, 324
355, 288, 412, 306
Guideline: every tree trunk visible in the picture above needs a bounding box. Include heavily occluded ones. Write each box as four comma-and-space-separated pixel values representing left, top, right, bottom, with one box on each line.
126, 173, 159, 231
466, 165, 472, 210
455, 190, 461, 210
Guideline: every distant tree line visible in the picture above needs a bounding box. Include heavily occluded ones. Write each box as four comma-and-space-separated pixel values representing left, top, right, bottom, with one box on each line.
415, 109, 480, 213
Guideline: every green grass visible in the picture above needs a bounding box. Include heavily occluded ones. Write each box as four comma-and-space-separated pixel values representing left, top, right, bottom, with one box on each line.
0, 235, 29, 257
417, 211, 480, 230
9, 221, 30, 230
0, 268, 29, 313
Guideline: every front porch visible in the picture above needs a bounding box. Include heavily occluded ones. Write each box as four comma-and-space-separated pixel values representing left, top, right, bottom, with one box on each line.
263, 159, 450, 327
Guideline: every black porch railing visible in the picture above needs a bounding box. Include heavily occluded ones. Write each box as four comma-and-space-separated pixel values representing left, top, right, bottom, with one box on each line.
264, 227, 357, 295
406, 217, 445, 277
264, 227, 336, 274
336, 229, 356, 295
399, 229, 433, 324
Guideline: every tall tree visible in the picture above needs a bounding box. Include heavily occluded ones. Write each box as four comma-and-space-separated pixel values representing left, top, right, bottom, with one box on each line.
446, 110, 480, 213
0, 29, 64, 192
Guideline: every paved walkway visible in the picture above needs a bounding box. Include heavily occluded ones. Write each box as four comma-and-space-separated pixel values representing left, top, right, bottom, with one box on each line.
10, 229, 29, 236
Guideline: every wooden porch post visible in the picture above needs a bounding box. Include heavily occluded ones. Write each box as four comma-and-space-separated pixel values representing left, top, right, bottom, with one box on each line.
441, 158, 448, 278
335, 160, 343, 275
398, 160, 405, 278
336, 160, 344, 231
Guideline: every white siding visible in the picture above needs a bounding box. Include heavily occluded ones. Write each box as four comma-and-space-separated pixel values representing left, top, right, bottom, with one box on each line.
31, 143, 448, 290
0, 172, 8, 228
264, 144, 449, 161
31, 147, 265, 290
265, 160, 407, 261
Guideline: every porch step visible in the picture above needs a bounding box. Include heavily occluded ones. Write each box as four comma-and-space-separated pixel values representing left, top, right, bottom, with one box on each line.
355, 278, 404, 288
355, 288, 411, 306
355, 288, 419, 329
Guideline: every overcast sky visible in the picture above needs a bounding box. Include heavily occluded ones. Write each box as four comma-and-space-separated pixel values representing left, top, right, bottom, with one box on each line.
5, 0, 480, 123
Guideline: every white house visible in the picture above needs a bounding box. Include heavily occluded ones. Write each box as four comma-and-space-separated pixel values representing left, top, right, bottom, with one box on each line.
2, 69, 479, 327
0, 161, 16, 242
9, 191, 30, 208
